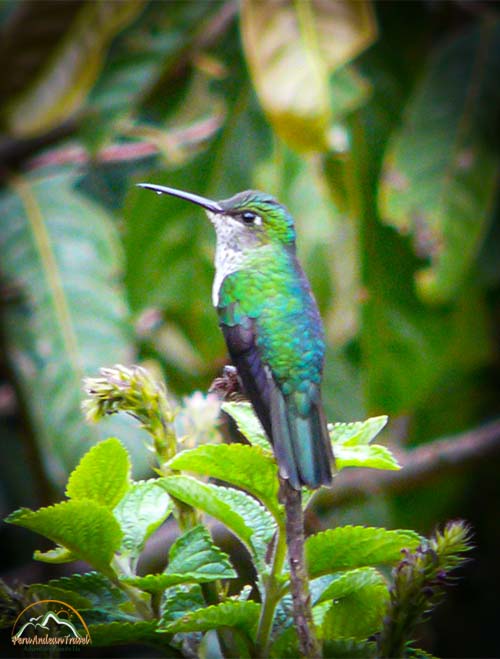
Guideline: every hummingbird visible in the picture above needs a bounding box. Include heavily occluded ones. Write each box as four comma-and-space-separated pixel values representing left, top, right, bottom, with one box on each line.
137, 183, 334, 489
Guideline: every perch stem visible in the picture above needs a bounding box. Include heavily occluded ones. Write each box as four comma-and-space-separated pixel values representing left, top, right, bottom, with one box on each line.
281, 478, 321, 659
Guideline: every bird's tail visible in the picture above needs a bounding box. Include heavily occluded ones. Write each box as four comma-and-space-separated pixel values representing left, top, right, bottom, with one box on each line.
271, 388, 334, 490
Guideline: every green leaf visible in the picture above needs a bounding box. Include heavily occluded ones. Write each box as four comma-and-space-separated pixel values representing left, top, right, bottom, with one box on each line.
329, 417, 399, 470
2, 2, 146, 136
88, 4, 210, 107
316, 567, 387, 604
209, 484, 276, 575
168, 444, 281, 519
33, 546, 77, 564
222, 401, 271, 452
330, 417, 388, 446
114, 480, 173, 559
34, 572, 128, 625
38, 571, 125, 606
162, 600, 261, 641
320, 576, 389, 640
123, 525, 236, 594
329, 65, 371, 121
335, 444, 400, 471
66, 438, 131, 508
26, 584, 93, 611
167, 525, 235, 577
158, 476, 275, 577
161, 584, 205, 625
322, 638, 377, 658
6, 500, 122, 574
240, 0, 376, 151
305, 526, 421, 578
379, 22, 500, 303
88, 621, 166, 648
0, 172, 144, 484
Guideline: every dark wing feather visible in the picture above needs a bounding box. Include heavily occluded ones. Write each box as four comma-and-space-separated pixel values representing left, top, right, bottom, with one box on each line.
221, 319, 273, 439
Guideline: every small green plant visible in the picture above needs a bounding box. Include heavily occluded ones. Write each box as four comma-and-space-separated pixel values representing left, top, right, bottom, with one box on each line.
1, 365, 471, 658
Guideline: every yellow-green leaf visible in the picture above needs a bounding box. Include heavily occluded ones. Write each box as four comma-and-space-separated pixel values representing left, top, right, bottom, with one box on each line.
66, 438, 131, 509
6, 500, 122, 574
168, 443, 281, 519
241, 0, 376, 151
306, 526, 421, 578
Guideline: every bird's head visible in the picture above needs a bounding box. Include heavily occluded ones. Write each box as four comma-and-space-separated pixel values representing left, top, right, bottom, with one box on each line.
137, 184, 296, 250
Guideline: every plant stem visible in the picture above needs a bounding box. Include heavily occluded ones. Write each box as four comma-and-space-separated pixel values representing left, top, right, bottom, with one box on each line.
281, 478, 321, 659
109, 559, 153, 621
255, 522, 288, 657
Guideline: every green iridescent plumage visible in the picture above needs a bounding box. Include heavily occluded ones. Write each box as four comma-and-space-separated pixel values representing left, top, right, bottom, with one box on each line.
137, 183, 334, 489
218, 245, 324, 397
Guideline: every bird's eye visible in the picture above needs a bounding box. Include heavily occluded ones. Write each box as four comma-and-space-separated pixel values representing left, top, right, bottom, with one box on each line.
242, 211, 256, 224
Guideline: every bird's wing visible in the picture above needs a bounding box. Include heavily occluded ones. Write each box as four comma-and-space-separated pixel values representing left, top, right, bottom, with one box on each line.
219, 302, 332, 489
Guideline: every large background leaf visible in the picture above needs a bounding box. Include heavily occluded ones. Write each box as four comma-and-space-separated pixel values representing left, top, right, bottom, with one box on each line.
240, 0, 376, 151
379, 20, 500, 303
0, 170, 146, 485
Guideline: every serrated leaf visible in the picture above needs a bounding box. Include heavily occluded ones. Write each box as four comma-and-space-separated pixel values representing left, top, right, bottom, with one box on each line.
330, 417, 400, 470
379, 22, 500, 303
321, 577, 389, 640
6, 500, 122, 574
2, 1, 146, 136
167, 525, 236, 578
33, 572, 127, 610
316, 567, 387, 604
161, 584, 205, 625
168, 444, 281, 519
10, 571, 127, 628
210, 484, 276, 575
335, 443, 400, 471
306, 526, 421, 578
0, 172, 144, 484
26, 584, 93, 611
241, 0, 376, 151
162, 600, 260, 642
158, 476, 276, 577
114, 480, 173, 559
330, 417, 388, 446
88, 620, 164, 648
124, 525, 236, 593
222, 401, 271, 452
66, 438, 131, 508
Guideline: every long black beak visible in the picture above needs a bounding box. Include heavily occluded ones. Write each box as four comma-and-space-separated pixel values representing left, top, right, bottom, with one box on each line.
136, 183, 223, 213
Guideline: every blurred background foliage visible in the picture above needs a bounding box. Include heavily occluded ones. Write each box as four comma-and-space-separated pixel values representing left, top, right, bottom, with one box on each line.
0, 1, 499, 656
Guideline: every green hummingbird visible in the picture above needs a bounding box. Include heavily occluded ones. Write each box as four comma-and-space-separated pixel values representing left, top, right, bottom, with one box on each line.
137, 183, 334, 489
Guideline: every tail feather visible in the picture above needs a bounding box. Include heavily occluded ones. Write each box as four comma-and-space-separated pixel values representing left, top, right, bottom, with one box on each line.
271, 387, 334, 490
270, 388, 300, 488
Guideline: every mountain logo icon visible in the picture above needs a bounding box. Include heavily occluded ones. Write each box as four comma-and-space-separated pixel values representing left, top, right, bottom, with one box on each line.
11, 599, 91, 648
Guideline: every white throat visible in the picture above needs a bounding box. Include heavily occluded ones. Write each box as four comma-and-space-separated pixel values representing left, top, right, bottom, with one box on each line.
208, 211, 247, 306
